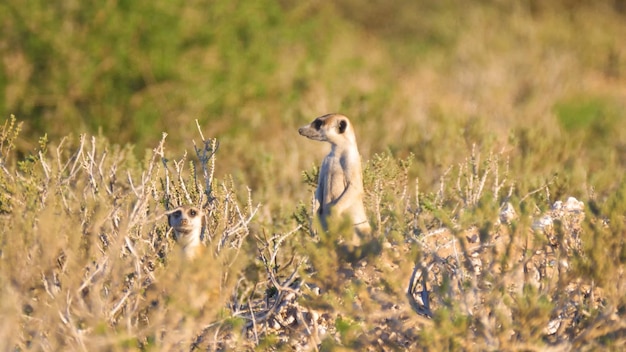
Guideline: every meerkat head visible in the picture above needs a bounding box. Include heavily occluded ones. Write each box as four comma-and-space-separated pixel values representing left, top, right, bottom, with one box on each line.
167, 205, 206, 258
298, 113, 356, 146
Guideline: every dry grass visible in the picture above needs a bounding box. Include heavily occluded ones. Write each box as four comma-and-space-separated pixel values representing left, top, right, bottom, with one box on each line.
1, 114, 625, 350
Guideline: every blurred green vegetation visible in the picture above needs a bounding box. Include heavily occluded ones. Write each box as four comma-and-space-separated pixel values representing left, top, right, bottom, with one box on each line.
2, 1, 625, 201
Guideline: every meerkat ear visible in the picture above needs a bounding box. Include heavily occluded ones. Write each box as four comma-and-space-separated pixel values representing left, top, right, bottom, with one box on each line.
338, 119, 348, 134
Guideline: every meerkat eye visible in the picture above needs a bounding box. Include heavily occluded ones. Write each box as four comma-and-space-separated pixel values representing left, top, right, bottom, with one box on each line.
189, 209, 197, 217
172, 210, 182, 218
313, 119, 323, 130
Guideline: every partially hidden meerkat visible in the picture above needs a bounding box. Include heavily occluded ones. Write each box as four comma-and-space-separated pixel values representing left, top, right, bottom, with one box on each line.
167, 205, 206, 259
298, 113, 371, 241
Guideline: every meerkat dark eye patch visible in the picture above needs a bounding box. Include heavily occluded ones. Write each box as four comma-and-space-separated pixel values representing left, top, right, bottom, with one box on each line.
313, 119, 323, 130
338, 119, 347, 134
168, 210, 182, 227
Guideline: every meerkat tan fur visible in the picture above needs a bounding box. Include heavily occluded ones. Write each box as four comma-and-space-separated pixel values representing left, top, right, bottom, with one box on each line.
298, 113, 371, 240
167, 205, 206, 259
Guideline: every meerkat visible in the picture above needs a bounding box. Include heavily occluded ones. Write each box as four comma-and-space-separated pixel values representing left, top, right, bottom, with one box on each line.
167, 205, 206, 259
298, 113, 371, 241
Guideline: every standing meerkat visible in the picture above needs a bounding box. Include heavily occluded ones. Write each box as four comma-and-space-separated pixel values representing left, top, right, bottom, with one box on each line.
167, 205, 206, 259
298, 113, 371, 241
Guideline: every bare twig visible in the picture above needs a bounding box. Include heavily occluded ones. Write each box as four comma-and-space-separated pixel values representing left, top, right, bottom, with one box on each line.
407, 261, 434, 318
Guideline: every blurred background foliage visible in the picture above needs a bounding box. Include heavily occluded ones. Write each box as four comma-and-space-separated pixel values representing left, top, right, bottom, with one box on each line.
1, 0, 625, 202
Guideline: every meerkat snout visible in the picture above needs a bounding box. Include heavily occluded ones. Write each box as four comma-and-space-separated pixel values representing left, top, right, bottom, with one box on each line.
167, 205, 206, 259
298, 113, 371, 242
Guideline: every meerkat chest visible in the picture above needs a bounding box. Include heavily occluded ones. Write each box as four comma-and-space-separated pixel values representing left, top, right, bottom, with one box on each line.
321, 151, 352, 194
323, 153, 347, 174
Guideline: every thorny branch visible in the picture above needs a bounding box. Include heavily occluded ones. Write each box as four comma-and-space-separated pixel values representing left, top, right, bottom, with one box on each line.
407, 260, 434, 318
